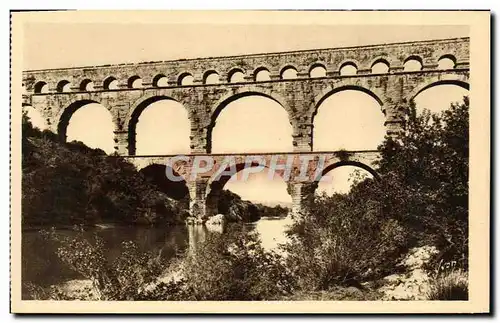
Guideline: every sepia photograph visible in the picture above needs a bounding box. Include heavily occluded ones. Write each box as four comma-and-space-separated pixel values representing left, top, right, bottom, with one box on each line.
10, 10, 490, 313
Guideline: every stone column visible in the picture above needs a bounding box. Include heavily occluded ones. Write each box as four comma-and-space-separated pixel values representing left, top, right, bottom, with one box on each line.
293, 132, 313, 152
113, 131, 129, 156
383, 78, 406, 140
190, 127, 207, 154
187, 178, 210, 222
287, 182, 316, 221
384, 101, 407, 139
293, 117, 313, 152
187, 102, 210, 154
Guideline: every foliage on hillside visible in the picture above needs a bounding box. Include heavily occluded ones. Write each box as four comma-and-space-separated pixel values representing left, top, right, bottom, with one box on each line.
21, 113, 188, 226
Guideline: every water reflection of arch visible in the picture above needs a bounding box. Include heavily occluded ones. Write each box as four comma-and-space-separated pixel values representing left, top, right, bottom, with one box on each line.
206, 87, 294, 153
125, 94, 192, 155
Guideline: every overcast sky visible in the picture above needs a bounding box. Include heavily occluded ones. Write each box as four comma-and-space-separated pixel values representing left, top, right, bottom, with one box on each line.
23, 24, 468, 70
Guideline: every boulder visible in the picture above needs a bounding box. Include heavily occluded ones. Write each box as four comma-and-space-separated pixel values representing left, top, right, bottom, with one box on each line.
206, 214, 226, 226
378, 245, 439, 300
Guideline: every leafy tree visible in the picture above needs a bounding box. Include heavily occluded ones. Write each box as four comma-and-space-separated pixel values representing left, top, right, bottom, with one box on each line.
286, 97, 470, 290
377, 97, 469, 267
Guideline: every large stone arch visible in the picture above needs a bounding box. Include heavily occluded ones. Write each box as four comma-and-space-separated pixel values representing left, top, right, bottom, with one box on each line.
206, 87, 295, 153
310, 84, 386, 151
311, 83, 385, 122
205, 161, 263, 198
56, 99, 105, 142
125, 94, 192, 155
406, 75, 470, 101
311, 160, 380, 195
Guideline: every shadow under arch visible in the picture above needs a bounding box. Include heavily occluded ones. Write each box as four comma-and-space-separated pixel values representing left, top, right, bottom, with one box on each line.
409, 79, 469, 101
206, 90, 293, 153
57, 99, 104, 142
139, 163, 190, 202
127, 95, 191, 155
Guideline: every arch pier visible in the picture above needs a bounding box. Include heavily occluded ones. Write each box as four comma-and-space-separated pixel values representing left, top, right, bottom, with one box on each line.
22, 37, 469, 221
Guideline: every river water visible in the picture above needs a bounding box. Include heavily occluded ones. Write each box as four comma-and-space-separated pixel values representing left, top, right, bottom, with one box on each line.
22, 216, 293, 289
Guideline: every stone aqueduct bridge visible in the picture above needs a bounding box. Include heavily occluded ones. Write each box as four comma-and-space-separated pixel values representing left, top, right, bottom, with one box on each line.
22, 37, 470, 219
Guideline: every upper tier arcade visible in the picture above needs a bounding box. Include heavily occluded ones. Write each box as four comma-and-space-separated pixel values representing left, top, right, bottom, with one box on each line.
23, 37, 469, 93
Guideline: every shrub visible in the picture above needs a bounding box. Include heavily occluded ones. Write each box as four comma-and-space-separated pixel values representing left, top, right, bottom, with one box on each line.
182, 226, 294, 300
284, 189, 410, 291
376, 98, 469, 267
427, 269, 468, 300
284, 97, 470, 293
36, 227, 183, 300
28, 226, 292, 301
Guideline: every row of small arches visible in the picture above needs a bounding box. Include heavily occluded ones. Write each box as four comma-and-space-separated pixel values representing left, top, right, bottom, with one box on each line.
32, 55, 458, 94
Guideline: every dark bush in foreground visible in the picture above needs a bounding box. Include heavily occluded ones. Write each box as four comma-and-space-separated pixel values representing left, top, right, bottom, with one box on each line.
427, 269, 468, 300
26, 226, 293, 301
284, 190, 409, 291
182, 226, 294, 300
28, 227, 182, 300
